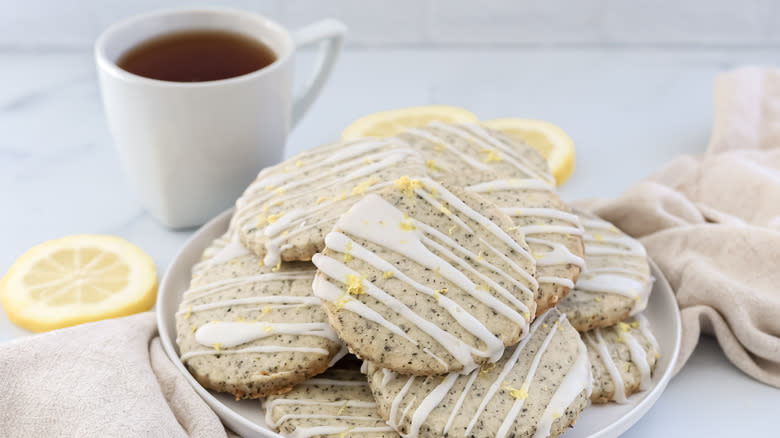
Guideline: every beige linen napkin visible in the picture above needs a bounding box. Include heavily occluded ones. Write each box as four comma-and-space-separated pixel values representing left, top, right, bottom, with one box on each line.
577, 66, 780, 388
0, 312, 228, 437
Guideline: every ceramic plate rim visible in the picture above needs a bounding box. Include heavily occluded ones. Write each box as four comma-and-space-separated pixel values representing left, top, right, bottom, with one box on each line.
157, 208, 682, 438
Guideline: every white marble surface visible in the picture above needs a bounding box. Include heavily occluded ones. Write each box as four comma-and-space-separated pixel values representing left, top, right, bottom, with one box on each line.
2, 48, 779, 435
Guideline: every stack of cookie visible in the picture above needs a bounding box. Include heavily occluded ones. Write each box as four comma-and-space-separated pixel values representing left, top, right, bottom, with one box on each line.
175, 123, 661, 438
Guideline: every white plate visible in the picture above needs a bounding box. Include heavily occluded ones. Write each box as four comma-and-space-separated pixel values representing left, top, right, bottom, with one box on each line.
158, 208, 682, 438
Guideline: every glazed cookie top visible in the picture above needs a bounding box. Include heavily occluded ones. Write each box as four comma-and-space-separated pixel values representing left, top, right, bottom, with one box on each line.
583, 314, 660, 404
264, 368, 399, 438
176, 236, 345, 398
232, 138, 426, 266
365, 309, 592, 438
396, 122, 555, 187
398, 123, 584, 316
557, 212, 653, 331
312, 177, 538, 375
466, 179, 585, 315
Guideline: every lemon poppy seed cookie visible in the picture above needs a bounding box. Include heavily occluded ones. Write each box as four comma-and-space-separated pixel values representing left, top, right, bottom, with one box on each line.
365, 309, 592, 438
176, 237, 344, 399
557, 212, 653, 331
313, 176, 538, 375
264, 368, 399, 438
583, 314, 660, 404
399, 123, 584, 316
232, 138, 426, 266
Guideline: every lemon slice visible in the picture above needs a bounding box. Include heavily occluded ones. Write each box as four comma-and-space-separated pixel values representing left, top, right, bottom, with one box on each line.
1, 235, 157, 332
341, 105, 478, 140
484, 118, 576, 185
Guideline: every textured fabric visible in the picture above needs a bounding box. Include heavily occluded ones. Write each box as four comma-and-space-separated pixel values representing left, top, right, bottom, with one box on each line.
576, 67, 780, 388
0, 312, 228, 437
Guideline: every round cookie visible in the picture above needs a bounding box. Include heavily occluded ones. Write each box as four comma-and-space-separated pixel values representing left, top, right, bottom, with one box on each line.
582, 314, 660, 404
312, 176, 538, 375
232, 137, 426, 266
398, 123, 584, 316
557, 212, 653, 332
176, 237, 344, 399
265, 367, 398, 438
365, 309, 592, 438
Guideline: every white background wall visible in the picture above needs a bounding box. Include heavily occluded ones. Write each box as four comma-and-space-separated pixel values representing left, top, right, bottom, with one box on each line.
1, 0, 779, 49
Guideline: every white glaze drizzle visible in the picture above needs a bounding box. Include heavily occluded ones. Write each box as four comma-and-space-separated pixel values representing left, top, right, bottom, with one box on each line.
328, 345, 349, 368
382, 369, 397, 386
442, 371, 479, 434
621, 329, 652, 390
389, 376, 416, 429
495, 314, 564, 438
463, 313, 550, 436
583, 328, 627, 403
233, 137, 418, 266
265, 393, 394, 437
574, 215, 652, 314
181, 272, 312, 303
195, 321, 340, 348
636, 313, 661, 352
382, 312, 589, 438
407, 373, 459, 437
312, 268, 419, 345
532, 336, 592, 438
466, 178, 585, 291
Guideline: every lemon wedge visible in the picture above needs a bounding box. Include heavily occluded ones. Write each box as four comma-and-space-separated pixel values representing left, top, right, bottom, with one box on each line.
484, 118, 576, 185
341, 105, 478, 140
1, 234, 157, 332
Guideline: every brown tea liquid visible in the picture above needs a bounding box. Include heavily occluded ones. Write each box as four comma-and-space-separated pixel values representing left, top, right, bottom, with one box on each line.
117, 29, 276, 82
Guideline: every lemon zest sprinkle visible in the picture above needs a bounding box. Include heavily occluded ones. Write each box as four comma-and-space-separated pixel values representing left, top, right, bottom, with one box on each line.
213, 343, 223, 353
344, 241, 354, 263
481, 148, 503, 162
267, 212, 283, 224
479, 362, 496, 375
334, 292, 352, 310
382, 271, 395, 279
394, 176, 422, 197
426, 160, 442, 172
184, 306, 192, 320
352, 177, 380, 195
502, 385, 528, 400
346, 274, 365, 295
317, 196, 330, 204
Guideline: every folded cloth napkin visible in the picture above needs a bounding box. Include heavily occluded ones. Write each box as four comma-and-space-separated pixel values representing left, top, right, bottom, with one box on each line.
0, 312, 229, 437
576, 66, 780, 388
2, 67, 780, 438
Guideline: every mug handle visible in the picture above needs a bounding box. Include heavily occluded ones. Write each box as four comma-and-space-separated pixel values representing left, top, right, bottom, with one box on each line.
290, 19, 347, 129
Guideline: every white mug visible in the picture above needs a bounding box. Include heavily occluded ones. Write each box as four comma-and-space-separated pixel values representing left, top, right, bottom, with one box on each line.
95, 8, 345, 228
